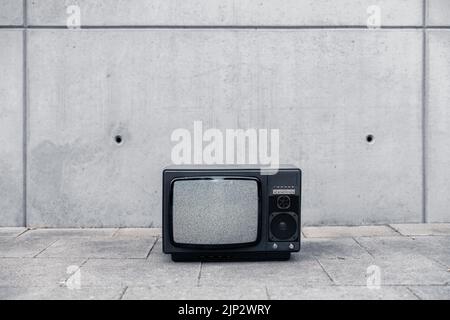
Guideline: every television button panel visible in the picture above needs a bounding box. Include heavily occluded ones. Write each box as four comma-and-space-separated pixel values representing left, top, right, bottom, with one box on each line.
272, 186, 296, 195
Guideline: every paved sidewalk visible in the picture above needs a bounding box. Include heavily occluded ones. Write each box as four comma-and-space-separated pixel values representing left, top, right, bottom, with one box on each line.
0, 224, 449, 300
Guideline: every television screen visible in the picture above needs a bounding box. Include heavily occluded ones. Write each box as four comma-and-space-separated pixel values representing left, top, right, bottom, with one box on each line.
172, 178, 259, 245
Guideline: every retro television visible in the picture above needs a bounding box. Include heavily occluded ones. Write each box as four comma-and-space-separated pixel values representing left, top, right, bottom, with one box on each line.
162, 165, 302, 261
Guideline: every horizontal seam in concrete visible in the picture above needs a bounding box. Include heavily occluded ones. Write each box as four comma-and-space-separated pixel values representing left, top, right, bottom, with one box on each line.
4, 25, 450, 30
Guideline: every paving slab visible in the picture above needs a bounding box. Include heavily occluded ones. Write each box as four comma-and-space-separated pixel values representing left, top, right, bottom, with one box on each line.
408, 285, 450, 300
267, 285, 417, 300
355, 236, 450, 267
0, 258, 85, 287
77, 239, 199, 287
123, 286, 268, 300
0, 237, 58, 258
318, 253, 450, 286
0, 228, 28, 238
300, 238, 372, 260
0, 286, 124, 300
389, 223, 450, 236
303, 226, 399, 238
199, 255, 332, 288
37, 237, 157, 259
79, 259, 200, 288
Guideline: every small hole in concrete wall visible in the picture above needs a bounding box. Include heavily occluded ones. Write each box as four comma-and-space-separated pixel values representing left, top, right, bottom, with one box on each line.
114, 135, 123, 145
366, 134, 374, 144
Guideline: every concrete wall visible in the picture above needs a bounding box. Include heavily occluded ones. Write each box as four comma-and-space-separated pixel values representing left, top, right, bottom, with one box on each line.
0, 1, 449, 227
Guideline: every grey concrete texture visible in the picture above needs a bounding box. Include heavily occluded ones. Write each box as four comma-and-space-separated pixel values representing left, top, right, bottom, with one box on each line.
1, 2, 450, 227
0, 30, 24, 227
0, 0, 23, 26
0, 226, 449, 300
303, 225, 399, 238
390, 223, 450, 236
27, 29, 423, 227
427, 0, 450, 26
27, 0, 423, 27
426, 30, 450, 223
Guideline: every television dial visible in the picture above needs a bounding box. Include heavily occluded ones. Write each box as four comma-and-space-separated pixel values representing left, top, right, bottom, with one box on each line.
277, 195, 291, 209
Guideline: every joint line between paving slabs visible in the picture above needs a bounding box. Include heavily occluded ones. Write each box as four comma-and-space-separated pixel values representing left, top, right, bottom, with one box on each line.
145, 237, 159, 259
197, 262, 203, 287
33, 239, 59, 258
352, 237, 375, 258
386, 224, 403, 236
15, 228, 30, 238
62, 258, 89, 287
118, 286, 129, 300
315, 257, 335, 285
264, 286, 271, 300
406, 286, 422, 300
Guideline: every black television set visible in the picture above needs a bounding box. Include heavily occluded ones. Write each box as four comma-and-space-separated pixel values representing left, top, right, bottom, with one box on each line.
162, 165, 302, 261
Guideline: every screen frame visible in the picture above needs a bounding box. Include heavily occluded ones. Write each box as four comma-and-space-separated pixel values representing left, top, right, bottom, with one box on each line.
168, 176, 262, 250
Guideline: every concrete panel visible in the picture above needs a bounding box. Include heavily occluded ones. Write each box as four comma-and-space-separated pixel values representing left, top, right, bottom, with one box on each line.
427, 0, 450, 26
28, 29, 422, 227
0, 31, 23, 226
28, 0, 423, 26
426, 31, 450, 223
0, 0, 23, 26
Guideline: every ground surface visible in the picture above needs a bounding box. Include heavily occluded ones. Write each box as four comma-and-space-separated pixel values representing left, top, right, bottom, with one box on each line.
0, 224, 449, 300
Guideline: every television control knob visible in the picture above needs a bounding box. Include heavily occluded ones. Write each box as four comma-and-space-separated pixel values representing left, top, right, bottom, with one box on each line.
289, 243, 294, 250
272, 243, 278, 250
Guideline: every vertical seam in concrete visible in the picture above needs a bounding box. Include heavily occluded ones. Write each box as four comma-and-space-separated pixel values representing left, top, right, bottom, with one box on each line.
22, 0, 28, 227
421, 0, 428, 223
